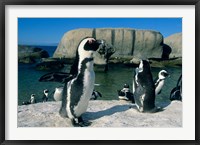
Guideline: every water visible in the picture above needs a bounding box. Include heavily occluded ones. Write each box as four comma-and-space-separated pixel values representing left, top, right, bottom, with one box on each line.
18, 45, 182, 106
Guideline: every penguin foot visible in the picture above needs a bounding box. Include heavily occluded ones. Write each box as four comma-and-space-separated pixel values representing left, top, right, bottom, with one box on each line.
72, 117, 91, 127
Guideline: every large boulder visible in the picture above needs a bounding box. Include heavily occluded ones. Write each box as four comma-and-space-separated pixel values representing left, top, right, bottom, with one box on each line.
18, 45, 49, 63
53, 28, 164, 64
164, 33, 182, 58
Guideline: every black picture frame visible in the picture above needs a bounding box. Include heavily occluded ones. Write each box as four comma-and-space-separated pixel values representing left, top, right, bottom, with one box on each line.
1, 0, 199, 145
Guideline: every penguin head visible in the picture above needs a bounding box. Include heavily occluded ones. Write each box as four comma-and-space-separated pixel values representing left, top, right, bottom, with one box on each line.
44, 89, 49, 94
30, 94, 35, 99
78, 37, 105, 59
158, 70, 170, 80
138, 60, 151, 73
123, 84, 129, 88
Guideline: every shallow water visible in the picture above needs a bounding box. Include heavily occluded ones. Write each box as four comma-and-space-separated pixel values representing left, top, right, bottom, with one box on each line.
18, 63, 182, 106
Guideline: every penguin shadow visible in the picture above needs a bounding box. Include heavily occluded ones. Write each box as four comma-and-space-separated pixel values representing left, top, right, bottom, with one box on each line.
84, 104, 134, 121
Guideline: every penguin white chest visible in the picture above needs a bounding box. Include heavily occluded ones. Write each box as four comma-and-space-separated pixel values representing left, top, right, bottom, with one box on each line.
74, 70, 95, 117
155, 80, 164, 95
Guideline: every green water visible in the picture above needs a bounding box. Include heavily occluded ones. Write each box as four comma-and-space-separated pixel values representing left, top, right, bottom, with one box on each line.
18, 63, 182, 106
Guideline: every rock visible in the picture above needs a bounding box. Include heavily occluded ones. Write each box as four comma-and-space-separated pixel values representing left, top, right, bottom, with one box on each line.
35, 58, 71, 70
149, 57, 182, 68
108, 56, 182, 68
164, 33, 182, 58
35, 61, 64, 71
53, 28, 164, 63
18, 100, 182, 127
18, 45, 49, 63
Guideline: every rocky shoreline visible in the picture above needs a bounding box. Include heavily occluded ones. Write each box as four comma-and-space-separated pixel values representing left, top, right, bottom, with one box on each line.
18, 29, 182, 70
18, 100, 182, 127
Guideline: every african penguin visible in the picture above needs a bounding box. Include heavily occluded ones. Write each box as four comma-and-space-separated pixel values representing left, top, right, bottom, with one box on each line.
118, 84, 134, 102
132, 60, 157, 113
38, 37, 104, 126
42, 89, 49, 102
170, 74, 182, 101
30, 94, 36, 104
58, 37, 104, 126
91, 90, 102, 100
53, 87, 63, 101
22, 94, 36, 105
154, 70, 170, 96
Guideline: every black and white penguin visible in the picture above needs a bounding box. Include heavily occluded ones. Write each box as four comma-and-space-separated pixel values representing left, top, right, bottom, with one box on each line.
60, 37, 104, 126
170, 74, 182, 101
53, 87, 63, 101
42, 89, 49, 102
118, 84, 134, 102
30, 94, 37, 104
22, 94, 36, 105
91, 90, 102, 100
39, 37, 104, 126
154, 70, 170, 96
132, 60, 157, 113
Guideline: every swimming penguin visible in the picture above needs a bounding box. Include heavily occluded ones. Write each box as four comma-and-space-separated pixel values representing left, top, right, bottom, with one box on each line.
154, 70, 170, 96
132, 60, 158, 113
39, 37, 105, 126
42, 89, 49, 102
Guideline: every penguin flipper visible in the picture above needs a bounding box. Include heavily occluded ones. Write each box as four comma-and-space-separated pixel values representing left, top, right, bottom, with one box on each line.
39, 72, 73, 83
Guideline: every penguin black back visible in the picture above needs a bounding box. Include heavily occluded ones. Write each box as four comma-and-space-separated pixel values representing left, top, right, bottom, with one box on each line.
133, 60, 156, 112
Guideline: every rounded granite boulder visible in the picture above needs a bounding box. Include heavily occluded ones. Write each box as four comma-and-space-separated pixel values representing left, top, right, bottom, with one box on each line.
53, 28, 164, 64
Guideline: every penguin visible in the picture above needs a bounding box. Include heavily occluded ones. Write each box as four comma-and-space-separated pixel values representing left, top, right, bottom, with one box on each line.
42, 89, 49, 102
170, 74, 182, 101
154, 70, 170, 96
118, 84, 134, 102
53, 87, 63, 101
132, 60, 157, 113
39, 37, 104, 126
22, 94, 36, 105
91, 90, 102, 100
30, 94, 37, 104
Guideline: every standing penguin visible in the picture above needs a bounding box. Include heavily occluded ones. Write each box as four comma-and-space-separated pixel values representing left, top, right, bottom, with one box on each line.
132, 60, 157, 112
42, 89, 49, 102
30, 94, 37, 104
53, 87, 64, 101
39, 37, 104, 126
59, 37, 104, 126
154, 70, 170, 96
170, 74, 182, 101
